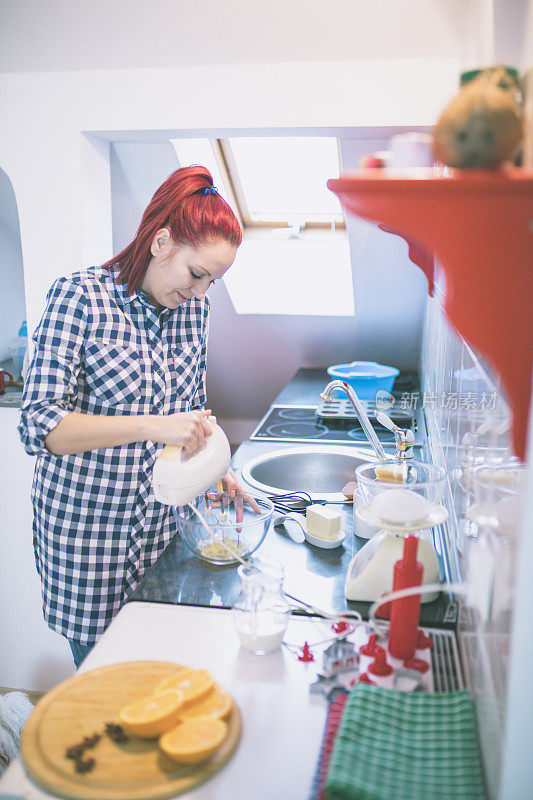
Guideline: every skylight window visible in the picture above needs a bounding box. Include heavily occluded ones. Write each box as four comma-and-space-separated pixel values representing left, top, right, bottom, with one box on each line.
221, 136, 344, 228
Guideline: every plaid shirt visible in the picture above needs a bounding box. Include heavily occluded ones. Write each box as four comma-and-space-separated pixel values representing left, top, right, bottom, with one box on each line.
18, 266, 209, 645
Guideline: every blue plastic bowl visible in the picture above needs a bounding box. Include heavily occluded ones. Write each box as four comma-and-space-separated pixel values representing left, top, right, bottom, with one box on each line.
326, 361, 399, 401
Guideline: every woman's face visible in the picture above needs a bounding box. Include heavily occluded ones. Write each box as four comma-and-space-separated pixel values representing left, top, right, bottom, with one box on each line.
142, 230, 238, 310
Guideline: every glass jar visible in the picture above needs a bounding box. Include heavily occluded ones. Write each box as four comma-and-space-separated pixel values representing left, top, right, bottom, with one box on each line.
232, 556, 291, 655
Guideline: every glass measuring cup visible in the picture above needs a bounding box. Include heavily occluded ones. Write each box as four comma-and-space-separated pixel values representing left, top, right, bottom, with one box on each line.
232, 556, 291, 655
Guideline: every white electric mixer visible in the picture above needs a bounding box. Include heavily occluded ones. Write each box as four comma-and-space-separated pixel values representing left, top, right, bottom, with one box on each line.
152, 416, 231, 506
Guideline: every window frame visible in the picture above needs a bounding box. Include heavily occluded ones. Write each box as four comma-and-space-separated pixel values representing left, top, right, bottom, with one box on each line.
214, 138, 346, 232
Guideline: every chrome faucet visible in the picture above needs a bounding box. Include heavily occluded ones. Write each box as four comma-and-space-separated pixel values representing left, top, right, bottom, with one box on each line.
321, 380, 390, 461
374, 410, 415, 460
321, 381, 415, 462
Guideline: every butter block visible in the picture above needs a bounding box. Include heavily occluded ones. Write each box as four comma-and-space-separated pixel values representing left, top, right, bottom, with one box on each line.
306, 504, 342, 539
374, 463, 407, 483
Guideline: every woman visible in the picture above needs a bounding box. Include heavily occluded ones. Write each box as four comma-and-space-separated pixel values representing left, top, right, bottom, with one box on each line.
19, 166, 243, 667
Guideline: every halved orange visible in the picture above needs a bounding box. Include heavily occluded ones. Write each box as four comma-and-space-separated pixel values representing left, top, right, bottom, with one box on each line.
118, 690, 185, 738
155, 669, 214, 705
159, 718, 228, 764
179, 684, 232, 721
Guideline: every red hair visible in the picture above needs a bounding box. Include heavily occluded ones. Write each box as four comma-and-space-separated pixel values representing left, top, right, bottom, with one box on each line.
101, 165, 242, 294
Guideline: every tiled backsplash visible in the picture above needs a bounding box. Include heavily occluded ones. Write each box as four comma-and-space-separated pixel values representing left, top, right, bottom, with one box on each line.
422, 265, 525, 798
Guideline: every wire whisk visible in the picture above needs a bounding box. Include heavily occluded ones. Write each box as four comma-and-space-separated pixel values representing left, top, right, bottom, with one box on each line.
266, 492, 326, 515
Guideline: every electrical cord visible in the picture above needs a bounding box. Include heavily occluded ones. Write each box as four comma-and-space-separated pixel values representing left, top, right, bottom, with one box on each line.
284, 591, 363, 624
368, 582, 467, 636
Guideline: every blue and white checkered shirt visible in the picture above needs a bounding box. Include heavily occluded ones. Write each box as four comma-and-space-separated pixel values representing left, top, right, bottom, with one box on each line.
18, 266, 209, 645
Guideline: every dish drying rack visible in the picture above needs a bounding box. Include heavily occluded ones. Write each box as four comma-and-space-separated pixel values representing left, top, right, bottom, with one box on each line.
316, 396, 414, 422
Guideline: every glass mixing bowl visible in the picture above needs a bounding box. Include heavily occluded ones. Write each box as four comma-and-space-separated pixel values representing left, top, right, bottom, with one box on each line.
468, 462, 527, 536
355, 461, 447, 506
173, 492, 274, 565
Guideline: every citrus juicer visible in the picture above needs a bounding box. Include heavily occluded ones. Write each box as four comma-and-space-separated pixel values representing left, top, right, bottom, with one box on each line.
344, 461, 448, 603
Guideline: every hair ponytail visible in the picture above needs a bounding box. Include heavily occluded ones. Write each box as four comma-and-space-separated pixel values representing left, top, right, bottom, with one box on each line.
101, 165, 242, 294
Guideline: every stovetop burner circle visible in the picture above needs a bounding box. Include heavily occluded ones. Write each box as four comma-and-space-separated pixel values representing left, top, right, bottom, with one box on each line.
266, 421, 329, 439
277, 407, 317, 421
347, 427, 396, 443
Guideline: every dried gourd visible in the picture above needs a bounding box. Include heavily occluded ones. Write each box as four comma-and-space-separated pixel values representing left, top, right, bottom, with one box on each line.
433, 67, 523, 168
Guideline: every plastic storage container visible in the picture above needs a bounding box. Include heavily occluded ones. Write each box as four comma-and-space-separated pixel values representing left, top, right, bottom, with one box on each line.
173, 493, 274, 564
326, 361, 399, 400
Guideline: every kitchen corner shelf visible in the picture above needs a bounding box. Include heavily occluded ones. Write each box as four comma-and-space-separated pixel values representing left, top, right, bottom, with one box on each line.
328, 167, 533, 460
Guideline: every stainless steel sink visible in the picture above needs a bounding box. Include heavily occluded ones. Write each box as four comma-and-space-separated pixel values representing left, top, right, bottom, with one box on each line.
240, 445, 377, 501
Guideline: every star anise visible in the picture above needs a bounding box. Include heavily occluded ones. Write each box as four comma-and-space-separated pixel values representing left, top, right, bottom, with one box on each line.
74, 756, 95, 774
65, 744, 86, 760
82, 733, 101, 749
104, 722, 130, 743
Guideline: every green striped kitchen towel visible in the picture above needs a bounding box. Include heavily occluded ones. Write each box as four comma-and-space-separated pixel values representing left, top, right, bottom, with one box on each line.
325, 685, 485, 800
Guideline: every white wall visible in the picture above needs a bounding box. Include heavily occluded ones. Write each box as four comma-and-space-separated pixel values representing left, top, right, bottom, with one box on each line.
111, 142, 179, 250
0, 0, 468, 72
0, 168, 26, 361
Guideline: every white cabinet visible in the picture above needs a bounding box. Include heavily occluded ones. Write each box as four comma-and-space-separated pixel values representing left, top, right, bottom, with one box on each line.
0, 407, 74, 690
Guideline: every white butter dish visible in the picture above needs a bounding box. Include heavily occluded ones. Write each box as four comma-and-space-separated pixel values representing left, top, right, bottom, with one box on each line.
304, 529, 345, 549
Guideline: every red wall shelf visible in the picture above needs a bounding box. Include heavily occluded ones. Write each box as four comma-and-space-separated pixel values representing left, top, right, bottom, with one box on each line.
328, 167, 533, 460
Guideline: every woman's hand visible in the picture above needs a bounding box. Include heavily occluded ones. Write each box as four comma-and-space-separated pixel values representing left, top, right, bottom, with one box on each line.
221, 468, 244, 500
221, 469, 260, 512
147, 410, 213, 453
207, 468, 262, 530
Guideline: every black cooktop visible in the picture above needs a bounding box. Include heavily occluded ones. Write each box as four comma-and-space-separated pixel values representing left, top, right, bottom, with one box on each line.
250, 404, 425, 447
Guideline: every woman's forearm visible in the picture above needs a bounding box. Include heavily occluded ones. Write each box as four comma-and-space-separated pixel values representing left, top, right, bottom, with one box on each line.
44, 410, 213, 456
45, 412, 154, 455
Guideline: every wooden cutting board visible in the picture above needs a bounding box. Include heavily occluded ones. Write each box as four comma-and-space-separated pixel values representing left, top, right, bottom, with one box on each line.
21, 661, 242, 800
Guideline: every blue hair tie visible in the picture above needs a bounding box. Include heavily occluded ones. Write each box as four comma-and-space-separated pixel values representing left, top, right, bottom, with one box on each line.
202, 186, 218, 195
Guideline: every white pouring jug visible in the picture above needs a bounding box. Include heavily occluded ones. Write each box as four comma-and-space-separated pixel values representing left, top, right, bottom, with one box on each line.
152, 416, 231, 506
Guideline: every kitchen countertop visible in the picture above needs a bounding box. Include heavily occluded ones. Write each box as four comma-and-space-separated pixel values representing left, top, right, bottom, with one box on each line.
271, 367, 420, 406
130, 369, 457, 628
0, 602, 330, 799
